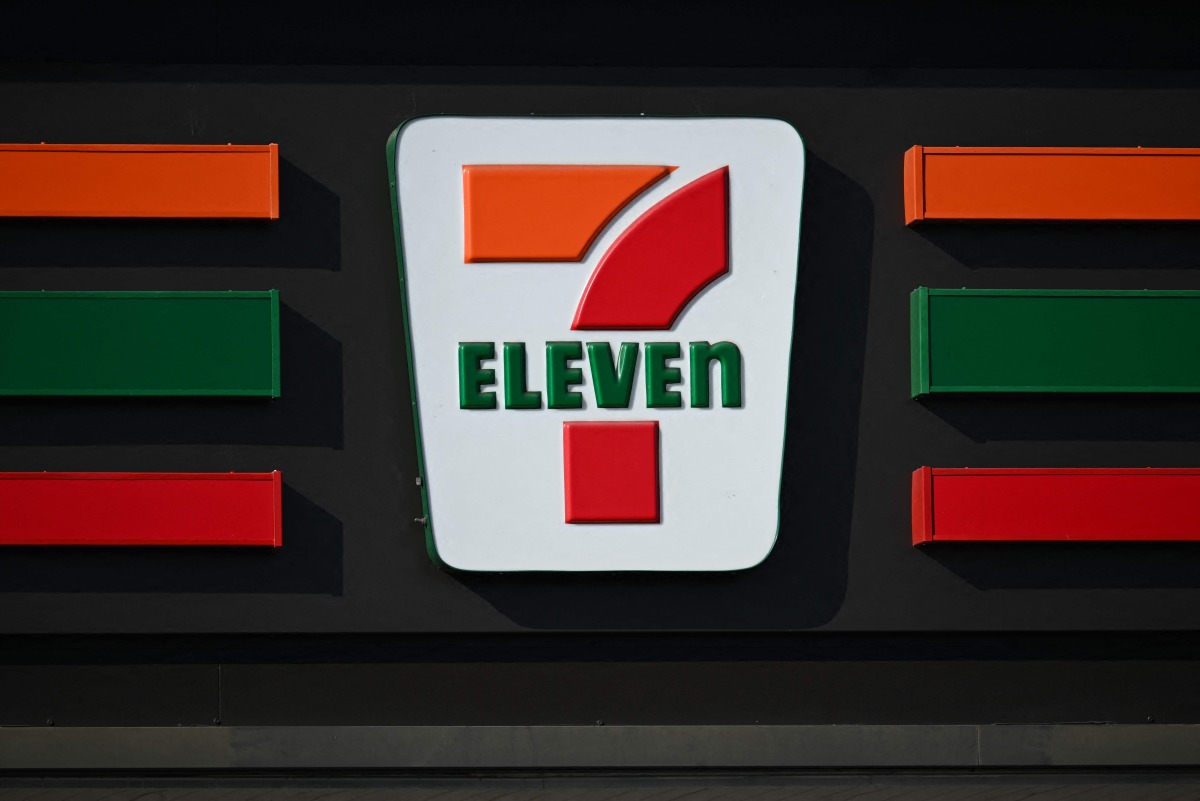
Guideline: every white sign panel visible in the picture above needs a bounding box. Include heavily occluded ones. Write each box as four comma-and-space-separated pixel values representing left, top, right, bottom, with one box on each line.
389, 116, 804, 571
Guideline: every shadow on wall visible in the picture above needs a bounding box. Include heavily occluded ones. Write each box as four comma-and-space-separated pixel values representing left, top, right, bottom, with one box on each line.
923, 542, 1200, 591
0, 304, 343, 448
451, 154, 874, 629
0, 485, 343, 595
913, 221, 1200, 271
0, 159, 341, 270
920, 396, 1200, 443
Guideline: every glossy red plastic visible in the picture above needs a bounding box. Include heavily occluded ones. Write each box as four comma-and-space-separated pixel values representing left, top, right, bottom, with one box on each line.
913, 467, 1200, 545
563, 421, 660, 524
572, 167, 729, 330
0, 472, 282, 546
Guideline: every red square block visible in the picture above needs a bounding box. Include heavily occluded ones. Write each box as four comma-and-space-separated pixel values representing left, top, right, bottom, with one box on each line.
563, 421, 660, 524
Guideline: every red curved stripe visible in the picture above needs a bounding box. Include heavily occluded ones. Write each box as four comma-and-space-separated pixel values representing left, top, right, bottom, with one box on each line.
571, 167, 728, 330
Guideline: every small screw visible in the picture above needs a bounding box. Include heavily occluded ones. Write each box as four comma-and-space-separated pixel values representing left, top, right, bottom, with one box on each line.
213, 718, 222, 725
595, 719, 604, 726
45, 718, 53, 726
414, 516, 428, 525
1147, 716, 1155, 723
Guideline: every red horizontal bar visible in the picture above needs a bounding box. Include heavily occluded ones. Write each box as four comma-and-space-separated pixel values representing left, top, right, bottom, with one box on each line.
904, 145, 1200, 224
0, 144, 279, 219
0, 472, 281, 546
913, 467, 1200, 545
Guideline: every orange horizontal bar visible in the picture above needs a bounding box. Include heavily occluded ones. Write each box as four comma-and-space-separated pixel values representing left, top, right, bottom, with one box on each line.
905, 145, 1200, 224
0, 144, 279, 219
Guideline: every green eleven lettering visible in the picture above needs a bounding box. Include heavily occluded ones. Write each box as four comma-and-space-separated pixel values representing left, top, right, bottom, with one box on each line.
588, 342, 639, 408
458, 341, 742, 410
458, 342, 497, 409
503, 342, 542, 409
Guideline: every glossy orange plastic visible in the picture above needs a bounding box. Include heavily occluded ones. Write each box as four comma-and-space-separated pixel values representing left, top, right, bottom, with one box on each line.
0, 144, 279, 219
905, 146, 1200, 224
462, 164, 672, 262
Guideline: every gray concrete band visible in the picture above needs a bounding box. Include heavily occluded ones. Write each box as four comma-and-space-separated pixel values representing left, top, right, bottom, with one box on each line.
3, 725, 1200, 771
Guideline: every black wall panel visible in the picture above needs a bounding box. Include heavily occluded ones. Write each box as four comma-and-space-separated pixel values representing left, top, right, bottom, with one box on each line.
3, 0, 1200, 727
0, 665, 216, 726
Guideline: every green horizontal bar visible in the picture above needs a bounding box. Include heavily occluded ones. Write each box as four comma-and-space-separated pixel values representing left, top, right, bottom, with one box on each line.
911, 287, 1200, 397
0, 291, 279, 397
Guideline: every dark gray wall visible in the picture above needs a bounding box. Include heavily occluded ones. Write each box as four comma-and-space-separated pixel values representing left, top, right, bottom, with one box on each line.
2, 0, 1200, 728
5, 75, 1200, 634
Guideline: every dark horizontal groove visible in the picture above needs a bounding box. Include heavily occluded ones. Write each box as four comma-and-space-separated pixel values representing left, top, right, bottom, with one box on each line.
8, 65, 1200, 89
9, 767, 1200, 782
10, 725, 1200, 771
8, 632, 1200, 664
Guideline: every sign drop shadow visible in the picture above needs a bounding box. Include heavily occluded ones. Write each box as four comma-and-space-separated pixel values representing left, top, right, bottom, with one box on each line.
0, 159, 340, 270
0, 485, 343, 595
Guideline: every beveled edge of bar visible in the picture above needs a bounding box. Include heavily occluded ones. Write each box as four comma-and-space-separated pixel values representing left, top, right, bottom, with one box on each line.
0, 144, 277, 153
911, 467, 933, 546
920, 146, 1200, 156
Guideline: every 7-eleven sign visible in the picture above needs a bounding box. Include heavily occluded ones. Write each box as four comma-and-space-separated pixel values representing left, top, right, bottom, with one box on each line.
388, 117, 804, 571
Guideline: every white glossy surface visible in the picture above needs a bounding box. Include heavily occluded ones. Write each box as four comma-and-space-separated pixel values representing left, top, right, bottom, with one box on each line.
394, 117, 805, 571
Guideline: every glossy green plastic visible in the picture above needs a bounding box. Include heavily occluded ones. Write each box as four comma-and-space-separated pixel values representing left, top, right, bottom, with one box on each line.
547, 341, 584, 409
911, 287, 1200, 397
0, 291, 279, 397
646, 341, 683, 408
458, 342, 497, 409
587, 342, 638, 409
502, 342, 542, 409
690, 341, 742, 408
